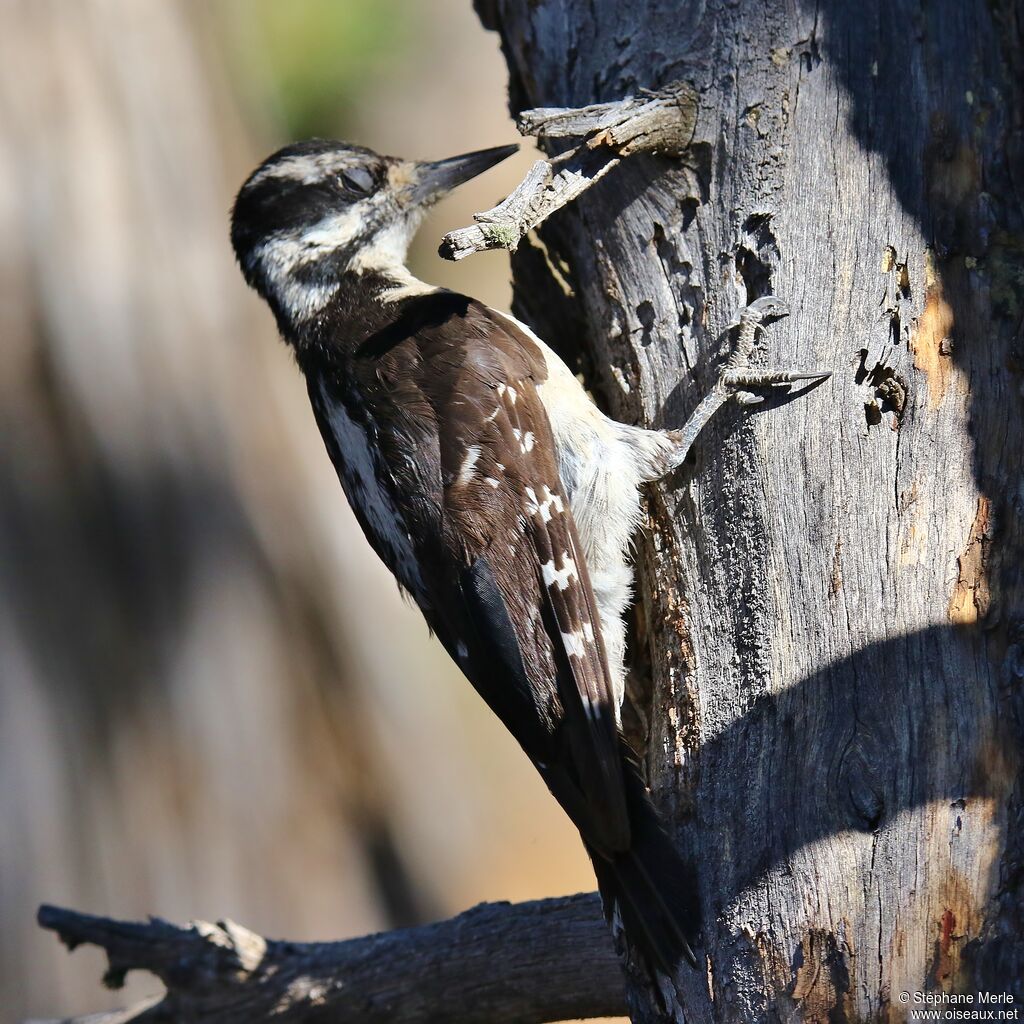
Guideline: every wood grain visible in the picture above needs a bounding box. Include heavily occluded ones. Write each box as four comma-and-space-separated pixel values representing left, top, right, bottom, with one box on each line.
486, 0, 1024, 1019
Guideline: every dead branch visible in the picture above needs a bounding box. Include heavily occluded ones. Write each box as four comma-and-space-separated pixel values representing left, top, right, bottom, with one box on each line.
32, 894, 625, 1024
438, 81, 697, 260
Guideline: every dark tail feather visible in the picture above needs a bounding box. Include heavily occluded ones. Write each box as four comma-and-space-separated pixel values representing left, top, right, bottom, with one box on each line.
589, 767, 701, 975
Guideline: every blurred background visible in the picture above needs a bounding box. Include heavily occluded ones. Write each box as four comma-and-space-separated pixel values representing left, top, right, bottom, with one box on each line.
0, 1, 600, 1018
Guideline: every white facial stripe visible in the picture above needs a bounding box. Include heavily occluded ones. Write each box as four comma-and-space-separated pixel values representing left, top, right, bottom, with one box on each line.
300, 208, 364, 250
253, 243, 339, 320
257, 207, 364, 269
250, 207, 364, 319
350, 219, 413, 273
541, 553, 578, 591
252, 208, 429, 319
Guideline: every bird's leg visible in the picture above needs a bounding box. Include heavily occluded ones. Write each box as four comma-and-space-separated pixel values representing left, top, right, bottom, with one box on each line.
665, 296, 831, 469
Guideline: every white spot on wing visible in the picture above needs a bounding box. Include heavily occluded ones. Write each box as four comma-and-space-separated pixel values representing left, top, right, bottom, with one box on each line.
520, 431, 535, 453
455, 445, 481, 487
561, 630, 587, 657
484, 477, 500, 489
541, 553, 578, 591
524, 484, 564, 523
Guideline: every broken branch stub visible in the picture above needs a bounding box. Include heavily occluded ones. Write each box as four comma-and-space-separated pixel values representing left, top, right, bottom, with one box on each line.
517, 81, 698, 157
438, 81, 697, 261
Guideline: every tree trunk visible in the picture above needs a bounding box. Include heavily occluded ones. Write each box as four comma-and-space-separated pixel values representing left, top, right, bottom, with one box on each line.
481, 0, 1024, 1020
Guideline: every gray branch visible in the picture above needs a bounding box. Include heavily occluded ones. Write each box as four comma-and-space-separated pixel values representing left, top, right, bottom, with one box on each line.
31, 895, 625, 1024
439, 81, 697, 261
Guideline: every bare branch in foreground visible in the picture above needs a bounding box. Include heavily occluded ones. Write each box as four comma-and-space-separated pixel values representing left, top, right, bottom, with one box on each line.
439, 81, 697, 261
33, 894, 625, 1024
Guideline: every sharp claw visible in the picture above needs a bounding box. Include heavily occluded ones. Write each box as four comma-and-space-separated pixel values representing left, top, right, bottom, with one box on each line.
787, 369, 833, 382
722, 368, 833, 388
734, 391, 762, 405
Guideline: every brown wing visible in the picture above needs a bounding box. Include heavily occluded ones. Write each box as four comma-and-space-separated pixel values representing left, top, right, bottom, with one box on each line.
416, 301, 631, 856
309, 291, 630, 855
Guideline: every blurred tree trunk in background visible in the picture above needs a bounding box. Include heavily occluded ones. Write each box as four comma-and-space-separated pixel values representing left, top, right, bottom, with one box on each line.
482, 0, 1024, 1020
0, 2, 438, 1016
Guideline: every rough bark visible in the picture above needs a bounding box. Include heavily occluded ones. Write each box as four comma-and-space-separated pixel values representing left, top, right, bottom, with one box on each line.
32, 896, 623, 1024
477, 0, 1024, 1021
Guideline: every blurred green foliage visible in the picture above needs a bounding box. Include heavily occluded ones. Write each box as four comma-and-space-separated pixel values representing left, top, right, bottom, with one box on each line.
219, 0, 420, 138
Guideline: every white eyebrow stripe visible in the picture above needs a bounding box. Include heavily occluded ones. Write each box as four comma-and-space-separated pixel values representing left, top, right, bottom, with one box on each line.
248, 151, 360, 186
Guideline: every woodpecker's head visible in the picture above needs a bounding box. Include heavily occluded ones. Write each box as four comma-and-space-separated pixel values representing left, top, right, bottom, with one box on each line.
231, 139, 517, 324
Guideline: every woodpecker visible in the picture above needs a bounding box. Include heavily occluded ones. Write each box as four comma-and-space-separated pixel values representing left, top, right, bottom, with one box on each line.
231, 138, 828, 978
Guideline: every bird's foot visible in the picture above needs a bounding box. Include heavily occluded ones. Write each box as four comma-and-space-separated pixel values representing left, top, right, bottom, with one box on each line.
720, 295, 830, 403
664, 295, 831, 468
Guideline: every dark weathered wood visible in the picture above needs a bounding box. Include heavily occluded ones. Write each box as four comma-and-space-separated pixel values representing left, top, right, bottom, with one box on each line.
32, 895, 625, 1024
480, 0, 1024, 1020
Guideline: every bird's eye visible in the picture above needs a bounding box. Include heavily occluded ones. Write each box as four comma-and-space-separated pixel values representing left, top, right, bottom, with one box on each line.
338, 167, 375, 195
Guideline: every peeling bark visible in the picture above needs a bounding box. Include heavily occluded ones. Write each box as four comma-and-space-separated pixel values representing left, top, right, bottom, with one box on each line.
480, 0, 1024, 1020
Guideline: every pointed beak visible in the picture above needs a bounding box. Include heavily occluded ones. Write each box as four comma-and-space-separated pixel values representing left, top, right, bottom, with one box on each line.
408, 144, 519, 206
